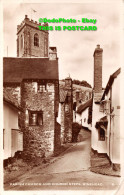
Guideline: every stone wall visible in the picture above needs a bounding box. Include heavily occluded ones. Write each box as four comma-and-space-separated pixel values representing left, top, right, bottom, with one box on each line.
59, 78, 73, 143
17, 17, 48, 57
60, 103, 65, 143
20, 80, 56, 158
59, 80, 92, 144
64, 102, 73, 142
59, 80, 92, 106
4, 84, 21, 105
54, 122, 61, 155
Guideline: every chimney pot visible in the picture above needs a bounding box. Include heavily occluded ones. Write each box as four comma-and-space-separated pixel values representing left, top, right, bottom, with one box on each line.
97, 44, 100, 48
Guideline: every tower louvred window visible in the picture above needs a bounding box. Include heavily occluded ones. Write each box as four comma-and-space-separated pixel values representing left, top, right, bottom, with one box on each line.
34, 33, 39, 47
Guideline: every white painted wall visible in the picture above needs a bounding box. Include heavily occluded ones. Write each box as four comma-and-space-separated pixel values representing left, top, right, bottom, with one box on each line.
91, 100, 107, 153
110, 74, 120, 164
91, 74, 120, 165
76, 108, 88, 126
3, 102, 23, 159
75, 108, 92, 130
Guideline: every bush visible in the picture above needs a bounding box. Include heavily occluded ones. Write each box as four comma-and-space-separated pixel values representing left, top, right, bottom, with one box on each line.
72, 122, 82, 142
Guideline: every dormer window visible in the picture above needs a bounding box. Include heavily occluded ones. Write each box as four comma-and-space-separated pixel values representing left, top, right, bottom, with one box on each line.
34, 33, 39, 47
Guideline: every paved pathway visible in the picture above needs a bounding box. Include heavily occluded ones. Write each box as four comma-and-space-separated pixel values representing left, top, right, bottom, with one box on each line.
5, 129, 120, 192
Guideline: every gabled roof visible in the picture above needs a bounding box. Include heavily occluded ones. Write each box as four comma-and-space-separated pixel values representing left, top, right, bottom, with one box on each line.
101, 68, 121, 101
3, 89, 22, 111
3, 57, 58, 83
76, 98, 92, 114
95, 116, 108, 131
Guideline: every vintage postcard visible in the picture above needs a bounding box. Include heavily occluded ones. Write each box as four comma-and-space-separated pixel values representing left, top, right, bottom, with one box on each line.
1, 0, 124, 194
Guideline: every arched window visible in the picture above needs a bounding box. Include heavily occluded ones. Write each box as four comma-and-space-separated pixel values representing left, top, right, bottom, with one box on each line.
21, 35, 23, 49
34, 33, 39, 47
44, 38, 47, 54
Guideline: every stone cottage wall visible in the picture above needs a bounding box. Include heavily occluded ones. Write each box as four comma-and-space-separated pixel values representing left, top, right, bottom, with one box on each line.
54, 80, 61, 153
61, 103, 65, 143
64, 100, 73, 142
54, 122, 61, 155
3, 84, 21, 105
20, 80, 56, 159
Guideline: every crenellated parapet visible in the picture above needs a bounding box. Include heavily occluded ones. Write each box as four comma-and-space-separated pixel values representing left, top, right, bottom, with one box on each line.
17, 15, 48, 34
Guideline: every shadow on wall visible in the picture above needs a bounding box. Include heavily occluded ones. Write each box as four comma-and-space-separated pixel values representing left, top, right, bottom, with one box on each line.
72, 122, 82, 143
78, 128, 91, 142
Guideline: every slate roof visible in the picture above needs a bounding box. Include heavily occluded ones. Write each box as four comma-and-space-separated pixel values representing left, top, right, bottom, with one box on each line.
3, 89, 22, 111
101, 68, 121, 101
76, 98, 92, 114
3, 57, 58, 83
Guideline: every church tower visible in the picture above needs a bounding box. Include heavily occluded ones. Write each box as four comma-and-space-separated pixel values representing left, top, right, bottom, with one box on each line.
17, 15, 49, 57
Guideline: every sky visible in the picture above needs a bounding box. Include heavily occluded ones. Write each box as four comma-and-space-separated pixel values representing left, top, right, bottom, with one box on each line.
3, 0, 122, 88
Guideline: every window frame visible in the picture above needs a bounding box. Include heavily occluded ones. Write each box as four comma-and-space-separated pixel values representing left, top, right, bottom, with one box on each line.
29, 111, 43, 126
21, 34, 23, 49
34, 33, 39, 47
98, 128, 105, 141
65, 104, 69, 113
38, 83, 46, 93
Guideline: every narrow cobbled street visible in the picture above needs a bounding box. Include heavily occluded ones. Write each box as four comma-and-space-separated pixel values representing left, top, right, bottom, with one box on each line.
4, 129, 120, 191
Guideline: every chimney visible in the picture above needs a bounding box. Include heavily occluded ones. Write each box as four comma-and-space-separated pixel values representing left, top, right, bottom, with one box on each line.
93, 44, 103, 94
49, 47, 57, 60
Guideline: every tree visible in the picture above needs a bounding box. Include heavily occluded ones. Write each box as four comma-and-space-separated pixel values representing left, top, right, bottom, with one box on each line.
73, 80, 92, 88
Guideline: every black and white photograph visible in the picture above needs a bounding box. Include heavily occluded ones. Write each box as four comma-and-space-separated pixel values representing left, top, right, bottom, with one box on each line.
1, 0, 124, 194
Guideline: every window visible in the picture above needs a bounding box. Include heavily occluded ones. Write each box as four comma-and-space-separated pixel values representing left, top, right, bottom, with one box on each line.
21, 35, 23, 49
29, 111, 43, 126
65, 104, 69, 112
38, 83, 46, 92
99, 128, 105, 141
34, 33, 39, 47
44, 38, 47, 55
66, 95, 70, 103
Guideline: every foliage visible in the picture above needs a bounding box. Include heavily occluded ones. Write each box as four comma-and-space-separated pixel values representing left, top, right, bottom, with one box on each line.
73, 80, 92, 88
61, 79, 92, 88
72, 122, 82, 142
